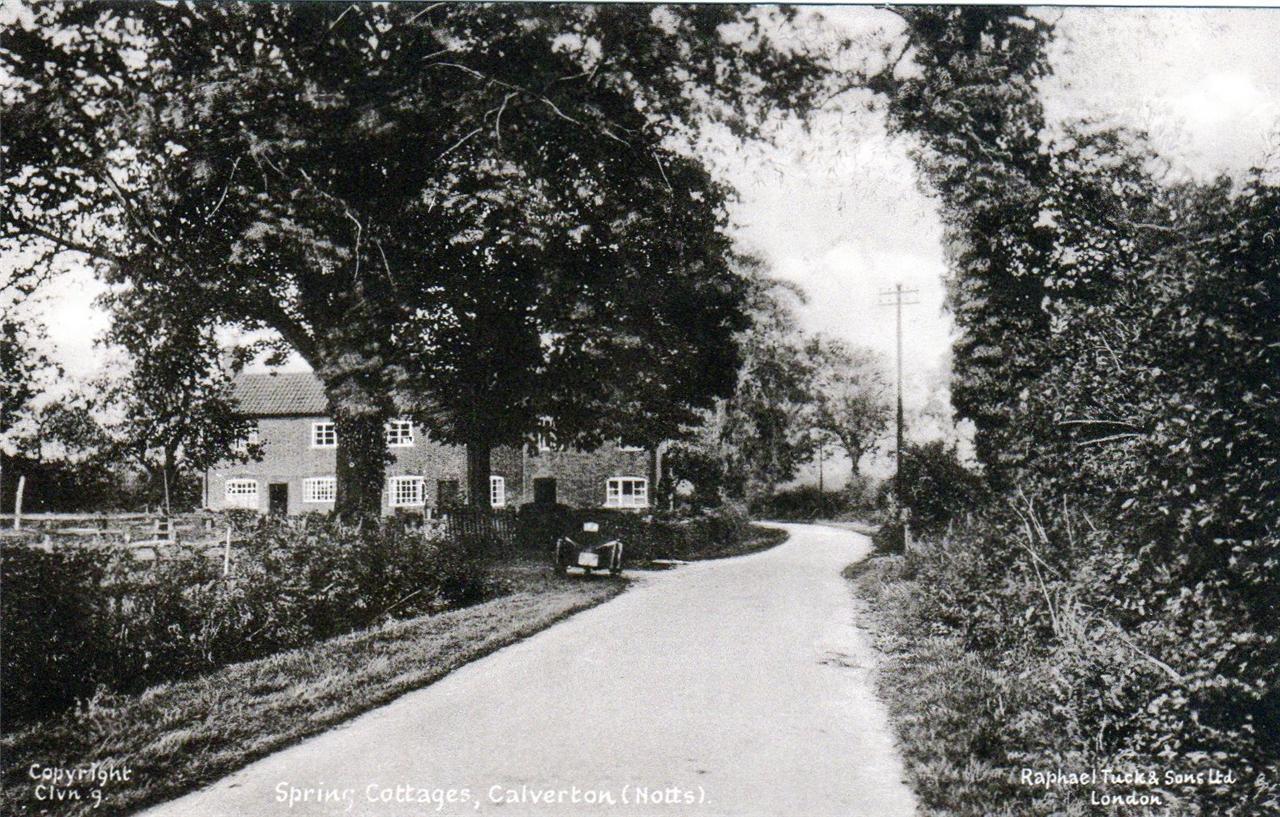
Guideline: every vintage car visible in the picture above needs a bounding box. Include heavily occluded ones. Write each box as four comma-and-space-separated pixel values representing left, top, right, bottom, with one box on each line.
554, 521, 624, 576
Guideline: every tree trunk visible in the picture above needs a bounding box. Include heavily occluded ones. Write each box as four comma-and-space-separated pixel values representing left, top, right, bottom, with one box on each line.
333, 409, 387, 520
466, 441, 492, 509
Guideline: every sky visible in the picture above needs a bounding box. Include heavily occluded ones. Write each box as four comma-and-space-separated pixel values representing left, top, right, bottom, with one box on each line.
19, 5, 1280, 481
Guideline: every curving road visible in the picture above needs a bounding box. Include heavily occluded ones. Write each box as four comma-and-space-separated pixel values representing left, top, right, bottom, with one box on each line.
142, 523, 917, 817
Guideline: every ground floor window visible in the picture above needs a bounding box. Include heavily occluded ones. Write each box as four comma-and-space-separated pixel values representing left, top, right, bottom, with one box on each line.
225, 479, 259, 509
389, 475, 424, 507
303, 476, 336, 503
490, 475, 506, 508
606, 476, 648, 508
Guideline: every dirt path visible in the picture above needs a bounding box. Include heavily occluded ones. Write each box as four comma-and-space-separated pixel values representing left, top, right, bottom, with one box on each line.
141, 523, 916, 817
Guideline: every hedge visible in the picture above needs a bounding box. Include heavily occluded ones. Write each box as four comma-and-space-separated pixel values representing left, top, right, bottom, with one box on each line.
0, 514, 496, 725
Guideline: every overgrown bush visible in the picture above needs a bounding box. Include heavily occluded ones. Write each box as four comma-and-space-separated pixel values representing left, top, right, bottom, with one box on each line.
884, 441, 986, 536
0, 515, 493, 725
858, 499, 1280, 817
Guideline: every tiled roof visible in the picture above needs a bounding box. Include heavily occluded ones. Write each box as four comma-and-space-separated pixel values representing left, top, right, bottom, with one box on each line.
232, 372, 329, 417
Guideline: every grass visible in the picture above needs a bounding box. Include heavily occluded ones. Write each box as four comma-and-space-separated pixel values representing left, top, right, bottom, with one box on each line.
1, 564, 624, 817
845, 556, 1109, 817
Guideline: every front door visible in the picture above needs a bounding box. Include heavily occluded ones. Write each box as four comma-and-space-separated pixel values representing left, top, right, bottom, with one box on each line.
533, 477, 557, 505
268, 483, 289, 515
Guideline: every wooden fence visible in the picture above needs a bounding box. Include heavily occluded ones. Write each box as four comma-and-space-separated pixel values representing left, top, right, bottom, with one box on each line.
442, 508, 519, 556
2, 508, 523, 569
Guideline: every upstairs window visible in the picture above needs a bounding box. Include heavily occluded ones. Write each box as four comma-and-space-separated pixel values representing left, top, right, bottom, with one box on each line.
225, 479, 259, 509
531, 416, 555, 453
606, 477, 648, 508
312, 421, 337, 448
390, 476, 424, 507
303, 477, 336, 503
232, 423, 260, 454
386, 420, 414, 447
490, 476, 506, 508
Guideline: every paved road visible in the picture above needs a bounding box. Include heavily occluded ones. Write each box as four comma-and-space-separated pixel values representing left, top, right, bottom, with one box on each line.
142, 523, 917, 817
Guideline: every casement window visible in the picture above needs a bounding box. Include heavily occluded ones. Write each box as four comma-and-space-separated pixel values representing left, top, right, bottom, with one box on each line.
490, 476, 506, 508
311, 421, 337, 448
389, 476, 425, 507
225, 479, 259, 509
386, 420, 414, 447
303, 477, 336, 503
606, 477, 648, 508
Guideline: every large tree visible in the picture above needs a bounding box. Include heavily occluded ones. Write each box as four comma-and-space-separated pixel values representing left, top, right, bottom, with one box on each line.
876, 6, 1056, 485
3, 2, 831, 515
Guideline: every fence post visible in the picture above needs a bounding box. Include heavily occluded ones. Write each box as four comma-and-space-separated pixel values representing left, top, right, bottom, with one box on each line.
223, 525, 232, 576
13, 475, 24, 531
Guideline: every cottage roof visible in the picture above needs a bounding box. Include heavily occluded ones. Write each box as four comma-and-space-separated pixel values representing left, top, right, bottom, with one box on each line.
232, 372, 329, 417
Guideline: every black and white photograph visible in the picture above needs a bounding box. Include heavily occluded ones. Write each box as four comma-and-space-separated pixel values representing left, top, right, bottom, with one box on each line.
1, 2, 1277, 816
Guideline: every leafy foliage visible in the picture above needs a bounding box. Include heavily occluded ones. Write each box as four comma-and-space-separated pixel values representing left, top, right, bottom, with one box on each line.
871, 7, 1280, 814
0, 516, 493, 724
3, 2, 827, 514
0, 318, 56, 437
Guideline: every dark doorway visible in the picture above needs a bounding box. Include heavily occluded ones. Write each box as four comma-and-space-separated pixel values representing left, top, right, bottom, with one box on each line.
533, 477, 557, 506
268, 483, 289, 515
437, 479, 460, 509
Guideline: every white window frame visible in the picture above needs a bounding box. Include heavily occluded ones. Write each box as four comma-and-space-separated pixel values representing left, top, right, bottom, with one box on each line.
605, 476, 648, 508
303, 476, 336, 504
389, 475, 425, 508
386, 420, 415, 448
225, 479, 259, 509
311, 421, 337, 448
490, 476, 506, 508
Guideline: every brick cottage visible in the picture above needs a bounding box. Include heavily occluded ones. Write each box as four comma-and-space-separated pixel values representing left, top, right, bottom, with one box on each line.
204, 373, 653, 515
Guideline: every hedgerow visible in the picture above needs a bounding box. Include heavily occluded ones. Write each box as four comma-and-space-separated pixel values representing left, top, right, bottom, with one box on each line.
1, 514, 495, 725
868, 9, 1280, 815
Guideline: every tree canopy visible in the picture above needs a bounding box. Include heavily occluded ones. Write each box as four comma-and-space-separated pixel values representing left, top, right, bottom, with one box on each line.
3, 2, 833, 514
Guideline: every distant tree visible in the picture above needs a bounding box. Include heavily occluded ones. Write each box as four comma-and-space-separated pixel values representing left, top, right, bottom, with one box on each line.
695, 269, 819, 500
3, 2, 832, 516
96, 298, 258, 511
0, 318, 55, 438
806, 336, 892, 483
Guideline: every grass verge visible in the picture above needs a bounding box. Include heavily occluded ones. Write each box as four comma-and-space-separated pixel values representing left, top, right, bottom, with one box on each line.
845, 555, 1109, 817
1, 569, 623, 817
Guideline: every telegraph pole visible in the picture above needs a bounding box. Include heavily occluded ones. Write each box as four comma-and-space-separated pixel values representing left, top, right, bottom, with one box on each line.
878, 283, 919, 542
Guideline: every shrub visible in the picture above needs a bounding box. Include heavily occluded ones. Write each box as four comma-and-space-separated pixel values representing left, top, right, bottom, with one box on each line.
516, 503, 763, 564
750, 485, 851, 520
860, 499, 1280, 817
877, 441, 985, 536
0, 515, 492, 725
